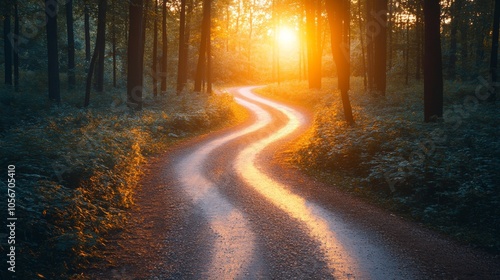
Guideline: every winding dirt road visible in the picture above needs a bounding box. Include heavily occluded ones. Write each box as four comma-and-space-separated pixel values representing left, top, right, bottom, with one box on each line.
89, 86, 500, 279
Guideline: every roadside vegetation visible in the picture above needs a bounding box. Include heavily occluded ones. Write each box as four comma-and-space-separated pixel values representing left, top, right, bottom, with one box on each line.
258, 77, 500, 254
0, 85, 241, 279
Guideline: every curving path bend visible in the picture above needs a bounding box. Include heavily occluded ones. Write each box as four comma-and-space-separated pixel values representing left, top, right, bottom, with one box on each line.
175, 86, 415, 279
89, 86, 500, 280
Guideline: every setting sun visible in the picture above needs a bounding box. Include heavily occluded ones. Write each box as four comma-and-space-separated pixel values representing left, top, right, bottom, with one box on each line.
278, 26, 298, 46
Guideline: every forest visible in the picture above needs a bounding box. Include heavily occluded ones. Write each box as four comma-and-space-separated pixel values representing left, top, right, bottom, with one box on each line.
1, 0, 499, 278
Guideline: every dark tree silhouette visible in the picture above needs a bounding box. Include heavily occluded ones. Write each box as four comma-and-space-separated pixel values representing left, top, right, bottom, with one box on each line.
153, 0, 159, 96
489, 0, 500, 102
13, 1, 19, 90
84, 4, 91, 62
161, 0, 168, 93
326, 0, 354, 125
372, 0, 387, 95
46, 0, 60, 102
194, 0, 212, 93
127, 0, 145, 110
177, 0, 187, 93
95, 0, 107, 92
85, 0, 108, 107
423, 0, 443, 122
305, 0, 322, 89
4, 4, 12, 85
66, 0, 76, 88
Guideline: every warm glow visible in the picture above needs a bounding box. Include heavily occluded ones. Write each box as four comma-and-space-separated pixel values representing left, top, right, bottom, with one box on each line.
278, 26, 298, 47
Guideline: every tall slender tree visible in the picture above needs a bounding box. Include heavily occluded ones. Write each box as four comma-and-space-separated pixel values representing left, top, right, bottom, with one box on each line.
127, 0, 145, 110
423, 0, 443, 122
84, 4, 91, 62
448, 0, 458, 79
3, 4, 12, 85
13, 1, 19, 90
489, 0, 500, 102
194, 0, 212, 93
95, 0, 107, 92
305, 0, 322, 89
161, 0, 168, 93
372, 0, 388, 95
66, 0, 76, 88
326, 0, 354, 125
153, 0, 159, 96
111, 0, 117, 87
85, 0, 108, 107
176, 0, 187, 93
46, 0, 60, 102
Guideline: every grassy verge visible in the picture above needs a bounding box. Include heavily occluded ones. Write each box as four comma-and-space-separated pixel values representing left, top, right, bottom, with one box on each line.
257, 77, 500, 253
0, 87, 243, 279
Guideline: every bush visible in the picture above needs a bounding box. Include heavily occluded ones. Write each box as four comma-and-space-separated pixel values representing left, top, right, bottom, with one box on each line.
259, 77, 500, 253
0, 89, 238, 278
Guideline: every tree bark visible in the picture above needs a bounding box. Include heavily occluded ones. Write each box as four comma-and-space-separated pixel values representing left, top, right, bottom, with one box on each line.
153, 0, 159, 96
366, 0, 375, 91
326, 0, 354, 125
85, 0, 108, 107
448, 0, 458, 80
3, 7, 12, 85
13, 1, 19, 90
416, 2, 422, 80
358, 0, 367, 91
306, 0, 322, 89
84, 4, 91, 62
112, 0, 117, 87
176, 0, 187, 93
194, 0, 212, 93
46, 0, 60, 102
423, 0, 443, 122
161, 0, 168, 93
127, 0, 145, 110
66, 0, 76, 88
95, 0, 107, 92
373, 0, 387, 95
489, 0, 500, 102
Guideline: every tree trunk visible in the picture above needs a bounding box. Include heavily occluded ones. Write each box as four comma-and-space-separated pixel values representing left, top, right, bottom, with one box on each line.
326, 0, 354, 125
161, 0, 168, 93
112, 0, 117, 87
366, 0, 375, 91
176, 0, 187, 93
416, 2, 422, 80
66, 0, 76, 88
95, 0, 107, 92
423, 0, 443, 122
153, 0, 159, 97
127, 0, 145, 110
194, 0, 212, 93
448, 0, 458, 80
373, 0, 387, 95
306, 0, 322, 89
405, 11, 410, 85
358, 0, 367, 91
490, 0, 500, 102
84, 4, 91, 62
4, 8, 12, 85
85, 0, 108, 107
388, 0, 393, 69
46, 0, 60, 102
13, 2, 19, 90
84, 38, 99, 107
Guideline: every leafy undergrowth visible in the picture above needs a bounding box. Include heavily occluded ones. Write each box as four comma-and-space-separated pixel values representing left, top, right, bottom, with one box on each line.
0, 87, 241, 279
259, 78, 500, 253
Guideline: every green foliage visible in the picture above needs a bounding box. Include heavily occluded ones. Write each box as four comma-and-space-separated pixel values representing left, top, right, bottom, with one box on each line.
261, 77, 500, 253
0, 88, 237, 278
